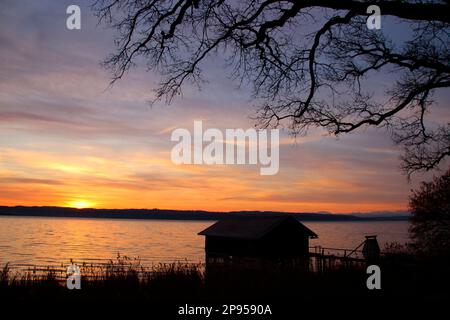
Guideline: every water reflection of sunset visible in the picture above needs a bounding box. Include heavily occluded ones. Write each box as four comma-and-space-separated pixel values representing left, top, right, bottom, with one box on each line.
0, 216, 410, 266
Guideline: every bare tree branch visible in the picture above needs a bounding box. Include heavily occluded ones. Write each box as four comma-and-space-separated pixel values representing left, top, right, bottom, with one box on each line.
94, 0, 450, 175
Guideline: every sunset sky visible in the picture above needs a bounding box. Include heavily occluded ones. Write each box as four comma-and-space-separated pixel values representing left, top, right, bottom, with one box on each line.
0, 0, 447, 213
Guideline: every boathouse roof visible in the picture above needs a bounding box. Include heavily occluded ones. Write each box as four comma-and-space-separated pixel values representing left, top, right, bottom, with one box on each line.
198, 215, 318, 240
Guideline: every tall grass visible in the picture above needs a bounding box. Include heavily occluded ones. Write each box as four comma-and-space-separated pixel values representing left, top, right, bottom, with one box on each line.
0, 255, 205, 301
1, 252, 449, 301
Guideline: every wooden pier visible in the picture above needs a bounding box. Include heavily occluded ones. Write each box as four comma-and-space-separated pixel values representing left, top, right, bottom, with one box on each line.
308, 236, 381, 272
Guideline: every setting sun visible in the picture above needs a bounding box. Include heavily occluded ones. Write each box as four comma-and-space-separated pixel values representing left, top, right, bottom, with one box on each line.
68, 200, 94, 209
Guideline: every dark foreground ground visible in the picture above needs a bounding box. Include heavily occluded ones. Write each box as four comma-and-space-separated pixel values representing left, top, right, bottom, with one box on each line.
1, 254, 449, 318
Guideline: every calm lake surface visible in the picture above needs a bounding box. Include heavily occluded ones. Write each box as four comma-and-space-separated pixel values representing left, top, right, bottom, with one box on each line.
0, 216, 410, 267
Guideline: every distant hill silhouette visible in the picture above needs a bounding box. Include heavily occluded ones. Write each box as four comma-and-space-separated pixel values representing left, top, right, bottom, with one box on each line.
0, 206, 409, 221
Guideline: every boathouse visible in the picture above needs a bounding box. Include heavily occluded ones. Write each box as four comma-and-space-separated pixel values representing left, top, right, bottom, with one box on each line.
198, 215, 318, 265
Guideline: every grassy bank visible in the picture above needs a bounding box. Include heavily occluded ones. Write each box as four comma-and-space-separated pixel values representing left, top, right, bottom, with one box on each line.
1, 252, 449, 302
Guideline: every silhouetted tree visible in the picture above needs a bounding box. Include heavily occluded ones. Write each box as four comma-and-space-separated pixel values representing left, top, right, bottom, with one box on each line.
409, 168, 450, 257
94, 0, 450, 175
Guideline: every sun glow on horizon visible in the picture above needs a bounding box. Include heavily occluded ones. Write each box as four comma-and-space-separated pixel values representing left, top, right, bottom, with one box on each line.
68, 200, 95, 209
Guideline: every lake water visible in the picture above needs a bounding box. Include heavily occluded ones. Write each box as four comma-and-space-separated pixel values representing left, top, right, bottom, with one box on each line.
0, 216, 410, 267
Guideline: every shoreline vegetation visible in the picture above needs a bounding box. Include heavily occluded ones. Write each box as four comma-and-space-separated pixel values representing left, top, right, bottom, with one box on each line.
0, 206, 409, 222
1, 248, 449, 302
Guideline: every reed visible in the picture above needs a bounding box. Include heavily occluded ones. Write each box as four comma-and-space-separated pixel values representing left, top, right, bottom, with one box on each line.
1, 252, 448, 301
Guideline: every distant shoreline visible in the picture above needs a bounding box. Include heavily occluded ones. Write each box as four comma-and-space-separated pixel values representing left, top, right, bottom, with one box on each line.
0, 206, 409, 222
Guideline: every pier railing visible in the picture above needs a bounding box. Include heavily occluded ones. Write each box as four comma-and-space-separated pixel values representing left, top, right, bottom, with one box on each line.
309, 245, 366, 260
